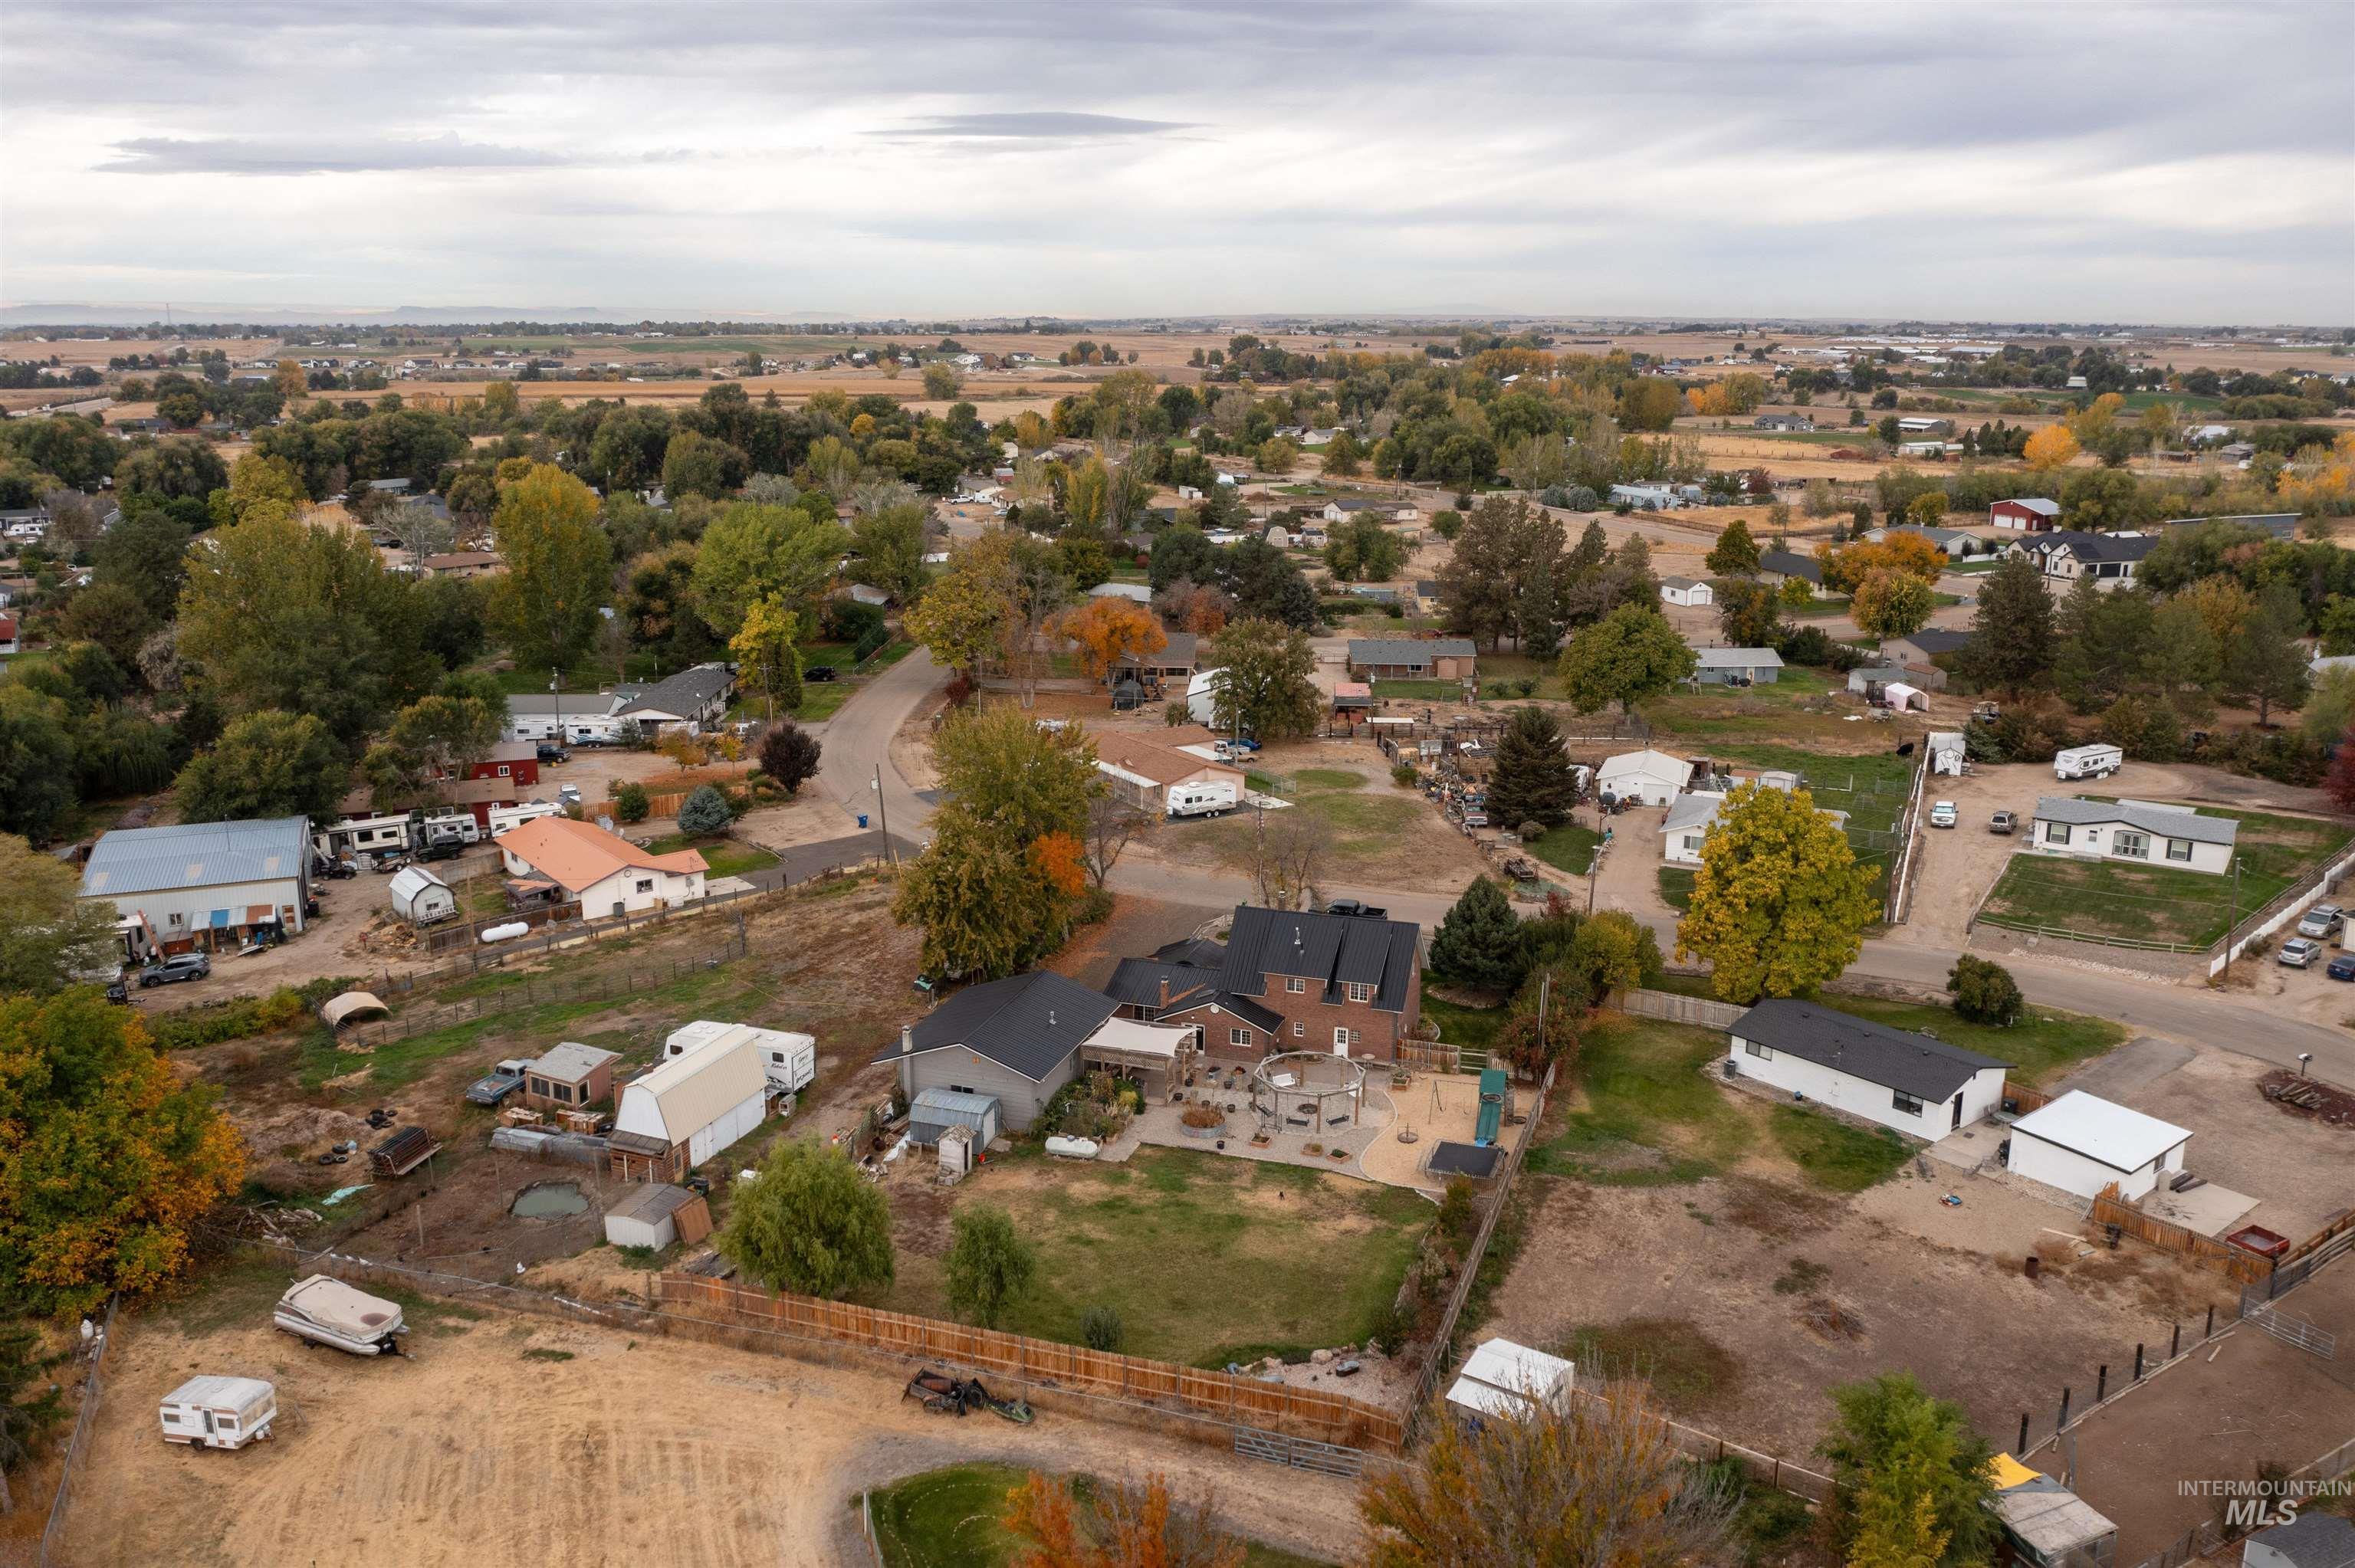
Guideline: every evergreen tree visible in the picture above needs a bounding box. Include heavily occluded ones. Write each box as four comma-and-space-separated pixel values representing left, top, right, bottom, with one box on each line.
1427, 878, 1523, 991
1956, 556, 2055, 692
2225, 582, 2313, 727
1485, 706, 1581, 829
1705, 517, 1762, 576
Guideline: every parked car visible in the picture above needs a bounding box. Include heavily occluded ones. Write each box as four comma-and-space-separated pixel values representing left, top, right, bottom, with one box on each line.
2297, 904, 2345, 940
1929, 801, 1958, 828
1989, 810, 2017, 835
2328, 954, 2355, 982
805, 666, 837, 682
1325, 899, 1390, 919
411, 840, 465, 864
536, 744, 569, 764
140, 953, 212, 988
2278, 938, 2324, 969
557, 782, 583, 805
314, 857, 360, 880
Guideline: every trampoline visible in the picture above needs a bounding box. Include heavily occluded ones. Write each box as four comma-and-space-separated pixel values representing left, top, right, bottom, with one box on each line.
1426, 1140, 1503, 1179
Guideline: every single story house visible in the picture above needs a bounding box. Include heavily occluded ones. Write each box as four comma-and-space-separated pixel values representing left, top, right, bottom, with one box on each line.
1597, 749, 1695, 808
1758, 549, 1822, 588
1691, 646, 1782, 685
521, 1041, 622, 1111
611, 663, 735, 737
0, 615, 18, 656
2028, 796, 2237, 874
1989, 497, 2061, 532
1659, 576, 1713, 608
1925, 730, 1967, 776
1090, 731, 1246, 816
2242, 1511, 2355, 1568
1086, 581, 1153, 604
602, 1183, 711, 1251
877, 970, 1122, 1130
2006, 1091, 2191, 1203
2008, 530, 2156, 591
417, 550, 504, 580
609, 1026, 769, 1182
1662, 792, 1726, 864
1754, 414, 1815, 432
1608, 482, 1700, 511
1412, 580, 1446, 615
80, 816, 312, 960
1112, 630, 1199, 685
1729, 998, 2010, 1137
497, 815, 710, 914
1872, 523, 1980, 557
1347, 637, 1476, 681
1881, 628, 1974, 668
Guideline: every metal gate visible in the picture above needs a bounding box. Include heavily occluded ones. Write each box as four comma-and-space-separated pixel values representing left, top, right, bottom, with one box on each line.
1234, 1425, 1367, 1478
2248, 1303, 2337, 1358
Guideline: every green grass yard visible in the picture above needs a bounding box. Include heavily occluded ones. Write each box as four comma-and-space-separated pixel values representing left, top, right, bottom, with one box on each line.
1657, 867, 1696, 910
1818, 996, 2125, 1088
865, 1464, 1332, 1568
641, 832, 781, 879
1526, 822, 1601, 876
883, 1148, 1428, 1370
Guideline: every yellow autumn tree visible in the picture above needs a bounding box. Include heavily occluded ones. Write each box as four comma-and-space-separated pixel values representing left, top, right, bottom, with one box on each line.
2023, 425, 2080, 471
1677, 781, 1880, 1003
0, 991, 247, 1315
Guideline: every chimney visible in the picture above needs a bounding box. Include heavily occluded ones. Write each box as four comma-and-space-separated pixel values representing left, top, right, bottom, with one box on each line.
1158, 977, 1171, 1008
898, 1024, 913, 1058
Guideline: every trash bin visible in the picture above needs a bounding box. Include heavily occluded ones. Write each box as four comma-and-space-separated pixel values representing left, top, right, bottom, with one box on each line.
857, 813, 869, 828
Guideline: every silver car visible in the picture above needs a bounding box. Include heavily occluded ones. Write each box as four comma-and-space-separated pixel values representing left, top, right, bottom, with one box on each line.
2297, 904, 2344, 940
2278, 938, 2324, 969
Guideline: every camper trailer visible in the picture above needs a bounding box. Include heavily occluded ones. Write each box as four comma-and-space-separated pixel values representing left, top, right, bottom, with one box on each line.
274, 1274, 409, 1356
664, 1019, 816, 1095
488, 799, 565, 838
159, 1376, 278, 1449
2053, 743, 2123, 782
1167, 779, 1241, 818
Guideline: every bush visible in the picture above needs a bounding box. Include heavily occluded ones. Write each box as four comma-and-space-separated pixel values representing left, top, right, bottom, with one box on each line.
1391, 763, 1420, 788
1436, 1177, 1480, 1252
1562, 485, 1598, 512
819, 595, 886, 644
676, 783, 732, 835
1947, 955, 2025, 1027
1082, 1304, 1125, 1352
1180, 1101, 1224, 1128
613, 782, 650, 824
1365, 1299, 1411, 1356
756, 722, 823, 797
149, 985, 320, 1051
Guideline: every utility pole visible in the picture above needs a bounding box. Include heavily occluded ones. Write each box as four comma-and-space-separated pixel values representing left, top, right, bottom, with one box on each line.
870, 763, 896, 866
551, 668, 562, 756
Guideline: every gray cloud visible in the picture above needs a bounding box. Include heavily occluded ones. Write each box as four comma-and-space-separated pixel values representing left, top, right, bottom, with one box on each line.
100, 133, 577, 175
872, 111, 1200, 141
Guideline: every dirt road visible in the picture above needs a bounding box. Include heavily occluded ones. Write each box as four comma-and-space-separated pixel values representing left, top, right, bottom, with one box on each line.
62, 1297, 1363, 1568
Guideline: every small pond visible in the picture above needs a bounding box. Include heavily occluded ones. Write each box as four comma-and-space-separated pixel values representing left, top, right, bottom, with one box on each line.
511, 1181, 590, 1219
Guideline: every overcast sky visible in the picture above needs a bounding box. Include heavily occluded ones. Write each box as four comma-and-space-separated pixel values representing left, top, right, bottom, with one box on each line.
5, 1, 2349, 323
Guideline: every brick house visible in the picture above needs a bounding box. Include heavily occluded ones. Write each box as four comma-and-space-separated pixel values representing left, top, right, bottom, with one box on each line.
1347, 637, 1476, 682
1128, 905, 1424, 1065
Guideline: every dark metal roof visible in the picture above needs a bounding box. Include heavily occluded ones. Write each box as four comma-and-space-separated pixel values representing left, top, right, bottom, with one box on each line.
1899, 628, 1975, 654
1732, 999, 2008, 1101
872, 971, 1118, 1082
1104, 958, 1218, 1012
1151, 937, 1229, 969
1217, 905, 1419, 1015
1759, 549, 1821, 583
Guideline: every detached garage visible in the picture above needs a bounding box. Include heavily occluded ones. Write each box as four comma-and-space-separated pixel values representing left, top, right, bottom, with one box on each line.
2005, 1091, 2190, 1202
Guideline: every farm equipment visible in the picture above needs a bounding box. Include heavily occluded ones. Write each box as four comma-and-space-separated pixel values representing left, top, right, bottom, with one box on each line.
902, 1366, 1034, 1422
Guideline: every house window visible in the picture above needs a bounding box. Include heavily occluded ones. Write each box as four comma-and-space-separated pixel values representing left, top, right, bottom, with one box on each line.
1345, 982, 1372, 1003
528, 1078, 548, 1097
2114, 831, 2146, 858
2045, 822, 2071, 845
636, 878, 654, 894
1292, 1022, 1304, 1038
1286, 976, 1306, 994
1744, 1040, 1772, 1060
497, 765, 511, 776
1229, 1028, 1253, 1047
2166, 838, 2192, 862
1891, 1091, 1924, 1117
551, 1082, 573, 1104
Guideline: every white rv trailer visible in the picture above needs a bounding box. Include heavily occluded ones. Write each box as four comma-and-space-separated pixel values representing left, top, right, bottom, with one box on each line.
665, 1019, 816, 1095
274, 1274, 409, 1356
1166, 778, 1242, 818
159, 1375, 278, 1449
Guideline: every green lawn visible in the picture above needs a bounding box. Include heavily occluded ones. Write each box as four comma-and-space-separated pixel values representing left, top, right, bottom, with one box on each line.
641, 832, 780, 879
1526, 822, 1601, 876
1766, 1106, 1911, 1192
1706, 743, 1912, 869
1784, 595, 1854, 620
1371, 677, 1474, 702
1658, 867, 1696, 911
1421, 979, 1507, 1049
866, 1465, 1332, 1568
883, 1148, 1429, 1370
1816, 996, 2126, 1088
1188, 771, 1423, 872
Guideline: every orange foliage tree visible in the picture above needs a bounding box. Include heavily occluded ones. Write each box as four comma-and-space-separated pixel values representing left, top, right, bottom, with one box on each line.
0, 990, 248, 1315
1028, 831, 1089, 899
1059, 596, 1168, 683
1007, 1470, 1246, 1568
2023, 425, 2080, 471
1818, 532, 1946, 595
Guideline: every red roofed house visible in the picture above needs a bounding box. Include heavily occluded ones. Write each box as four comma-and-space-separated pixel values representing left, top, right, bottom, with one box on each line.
497, 816, 708, 917
1989, 497, 2061, 532
0, 615, 18, 657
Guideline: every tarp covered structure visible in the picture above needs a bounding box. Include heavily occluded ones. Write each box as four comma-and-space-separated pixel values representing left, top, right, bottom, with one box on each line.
319, 990, 389, 1027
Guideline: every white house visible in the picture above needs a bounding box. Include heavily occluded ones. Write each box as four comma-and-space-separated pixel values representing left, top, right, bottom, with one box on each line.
2028, 796, 2237, 875
80, 816, 312, 960
1597, 749, 1693, 808
1659, 576, 1713, 608
497, 815, 710, 915
1728, 999, 2010, 1137
610, 663, 734, 738
1662, 792, 1725, 864
609, 1028, 769, 1182
1925, 730, 1968, 776
2006, 1091, 2191, 1203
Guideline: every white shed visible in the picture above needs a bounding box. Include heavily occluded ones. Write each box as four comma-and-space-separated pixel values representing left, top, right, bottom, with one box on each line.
1596, 749, 1692, 808
2006, 1091, 2191, 1202
386, 864, 458, 925
602, 1182, 706, 1250
1926, 731, 1967, 776
1659, 576, 1713, 608
1444, 1337, 1575, 1424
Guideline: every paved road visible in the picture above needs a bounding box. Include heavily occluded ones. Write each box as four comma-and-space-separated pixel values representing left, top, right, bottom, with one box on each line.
812, 645, 945, 848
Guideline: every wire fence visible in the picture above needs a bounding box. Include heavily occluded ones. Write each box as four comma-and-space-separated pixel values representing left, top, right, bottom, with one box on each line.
35, 1293, 117, 1568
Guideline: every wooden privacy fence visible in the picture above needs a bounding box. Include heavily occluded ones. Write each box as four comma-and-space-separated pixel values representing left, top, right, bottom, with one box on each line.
652, 1274, 1405, 1455
2091, 1183, 2270, 1284
1608, 987, 1747, 1031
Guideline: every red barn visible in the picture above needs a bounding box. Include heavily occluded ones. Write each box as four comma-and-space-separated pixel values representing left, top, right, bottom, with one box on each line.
1989, 497, 2061, 532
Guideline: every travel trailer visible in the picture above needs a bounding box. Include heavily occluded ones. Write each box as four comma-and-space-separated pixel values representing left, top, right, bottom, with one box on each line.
158, 1376, 278, 1449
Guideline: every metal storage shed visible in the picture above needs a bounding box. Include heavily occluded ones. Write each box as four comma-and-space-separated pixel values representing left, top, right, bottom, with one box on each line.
602, 1182, 711, 1250
1444, 1337, 1574, 1423
907, 1087, 1001, 1149
2006, 1091, 2191, 1202
387, 864, 457, 924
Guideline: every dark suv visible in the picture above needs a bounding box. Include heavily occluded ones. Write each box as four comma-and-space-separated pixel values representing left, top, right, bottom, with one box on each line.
536, 743, 570, 764
139, 953, 212, 988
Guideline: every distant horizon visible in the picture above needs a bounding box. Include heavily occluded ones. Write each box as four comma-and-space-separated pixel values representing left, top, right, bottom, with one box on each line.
5, 3, 2348, 323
